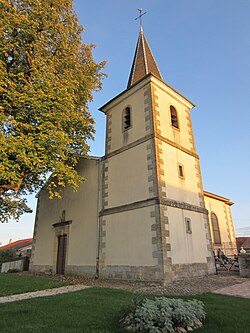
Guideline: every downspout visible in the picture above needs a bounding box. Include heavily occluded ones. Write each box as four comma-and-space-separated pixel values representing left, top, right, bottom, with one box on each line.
95, 158, 102, 278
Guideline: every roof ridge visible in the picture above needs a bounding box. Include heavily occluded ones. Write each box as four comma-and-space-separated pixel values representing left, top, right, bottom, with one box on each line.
128, 30, 142, 88
140, 27, 148, 74
143, 32, 163, 80
0, 238, 33, 250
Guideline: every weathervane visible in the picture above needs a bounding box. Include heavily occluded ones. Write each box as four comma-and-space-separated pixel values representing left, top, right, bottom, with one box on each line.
135, 8, 147, 27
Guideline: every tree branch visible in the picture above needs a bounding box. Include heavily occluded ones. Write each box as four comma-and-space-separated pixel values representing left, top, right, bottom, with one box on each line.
9, 0, 15, 7
0, 174, 24, 192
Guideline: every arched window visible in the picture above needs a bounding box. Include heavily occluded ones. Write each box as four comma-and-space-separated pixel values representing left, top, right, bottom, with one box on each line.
123, 106, 131, 130
170, 105, 179, 129
211, 213, 221, 245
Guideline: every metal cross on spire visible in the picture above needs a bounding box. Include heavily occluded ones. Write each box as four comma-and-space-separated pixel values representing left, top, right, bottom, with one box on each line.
135, 8, 147, 27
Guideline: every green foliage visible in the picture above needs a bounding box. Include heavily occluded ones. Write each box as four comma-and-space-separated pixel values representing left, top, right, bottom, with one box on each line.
0, 248, 16, 264
170, 298, 205, 327
0, 0, 105, 222
122, 297, 205, 332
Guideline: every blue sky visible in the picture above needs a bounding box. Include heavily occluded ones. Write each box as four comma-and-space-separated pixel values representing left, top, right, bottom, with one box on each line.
1, 0, 250, 245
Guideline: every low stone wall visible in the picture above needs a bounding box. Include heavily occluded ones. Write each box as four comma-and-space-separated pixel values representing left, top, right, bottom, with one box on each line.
1, 257, 29, 273
238, 254, 250, 278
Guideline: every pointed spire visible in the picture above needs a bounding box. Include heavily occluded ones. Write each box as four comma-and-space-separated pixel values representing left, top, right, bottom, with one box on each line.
127, 26, 163, 88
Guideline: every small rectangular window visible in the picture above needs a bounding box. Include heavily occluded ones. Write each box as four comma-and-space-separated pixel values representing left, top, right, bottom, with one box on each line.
185, 218, 192, 234
178, 164, 185, 179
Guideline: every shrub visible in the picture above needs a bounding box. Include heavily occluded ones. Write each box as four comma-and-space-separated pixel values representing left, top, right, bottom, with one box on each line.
7, 269, 20, 273
121, 297, 205, 332
0, 249, 16, 265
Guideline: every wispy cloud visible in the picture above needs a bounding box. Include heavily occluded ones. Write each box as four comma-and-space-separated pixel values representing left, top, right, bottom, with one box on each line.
235, 226, 250, 237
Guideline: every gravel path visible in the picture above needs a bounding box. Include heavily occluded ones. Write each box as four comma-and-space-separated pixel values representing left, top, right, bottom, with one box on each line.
212, 280, 250, 299
27, 272, 248, 296
0, 272, 249, 304
0, 284, 90, 304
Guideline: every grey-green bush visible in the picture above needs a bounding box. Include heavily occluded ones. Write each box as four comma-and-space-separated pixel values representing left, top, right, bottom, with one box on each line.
122, 297, 205, 332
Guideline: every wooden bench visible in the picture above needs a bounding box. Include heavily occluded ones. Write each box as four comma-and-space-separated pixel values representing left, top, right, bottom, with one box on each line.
215, 256, 239, 273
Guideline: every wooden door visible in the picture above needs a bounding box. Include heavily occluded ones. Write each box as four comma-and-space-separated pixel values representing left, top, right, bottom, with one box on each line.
56, 234, 67, 274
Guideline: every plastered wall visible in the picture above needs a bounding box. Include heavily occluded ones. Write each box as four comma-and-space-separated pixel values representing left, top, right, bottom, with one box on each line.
204, 195, 236, 255
107, 141, 150, 208
160, 142, 201, 206
150, 79, 212, 268
106, 81, 149, 153
31, 158, 100, 272
167, 208, 209, 264
152, 80, 195, 153
104, 207, 155, 266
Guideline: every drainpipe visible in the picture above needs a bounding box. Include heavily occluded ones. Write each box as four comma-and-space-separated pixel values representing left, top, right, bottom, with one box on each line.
95, 158, 102, 279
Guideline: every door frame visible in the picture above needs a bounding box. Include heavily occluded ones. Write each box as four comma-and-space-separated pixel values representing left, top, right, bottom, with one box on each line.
56, 234, 67, 274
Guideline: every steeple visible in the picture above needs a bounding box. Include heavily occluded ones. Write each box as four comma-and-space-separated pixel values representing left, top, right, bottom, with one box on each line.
127, 26, 163, 88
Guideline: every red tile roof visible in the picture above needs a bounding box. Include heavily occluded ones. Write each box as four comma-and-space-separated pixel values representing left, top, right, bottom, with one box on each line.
0, 238, 33, 251
236, 237, 250, 250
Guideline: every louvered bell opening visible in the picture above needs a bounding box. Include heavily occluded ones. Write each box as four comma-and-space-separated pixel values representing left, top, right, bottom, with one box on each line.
170, 105, 179, 129
123, 107, 131, 130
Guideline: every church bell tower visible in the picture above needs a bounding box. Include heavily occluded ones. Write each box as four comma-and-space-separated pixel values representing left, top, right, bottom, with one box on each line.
98, 23, 215, 283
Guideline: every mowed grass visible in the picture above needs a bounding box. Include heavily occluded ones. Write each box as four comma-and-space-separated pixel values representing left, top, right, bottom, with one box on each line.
0, 273, 71, 296
0, 287, 249, 333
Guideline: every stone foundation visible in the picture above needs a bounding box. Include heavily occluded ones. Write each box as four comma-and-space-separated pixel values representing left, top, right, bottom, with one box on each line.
66, 265, 96, 276
30, 264, 96, 277
172, 263, 209, 280
99, 265, 163, 282
29, 264, 53, 274
99, 262, 214, 283
206, 256, 217, 275
30, 262, 216, 284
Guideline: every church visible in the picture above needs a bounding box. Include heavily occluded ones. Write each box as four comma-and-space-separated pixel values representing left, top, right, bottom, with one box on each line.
30, 26, 237, 283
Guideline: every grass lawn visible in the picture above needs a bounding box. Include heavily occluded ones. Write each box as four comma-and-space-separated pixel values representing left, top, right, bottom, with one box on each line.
0, 273, 71, 296
0, 287, 249, 333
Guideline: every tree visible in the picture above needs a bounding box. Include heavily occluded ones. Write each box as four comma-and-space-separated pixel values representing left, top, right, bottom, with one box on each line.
0, 0, 105, 222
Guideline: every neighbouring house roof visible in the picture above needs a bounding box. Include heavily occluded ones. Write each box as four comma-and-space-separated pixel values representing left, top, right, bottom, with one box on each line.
0, 238, 33, 251
204, 191, 234, 206
236, 237, 250, 250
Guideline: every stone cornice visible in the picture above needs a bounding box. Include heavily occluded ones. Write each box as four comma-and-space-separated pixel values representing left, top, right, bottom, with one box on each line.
156, 133, 199, 159
160, 198, 207, 214
102, 134, 154, 160
52, 221, 72, 228
99, 197, 207, 216
102, 133, 199, 161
